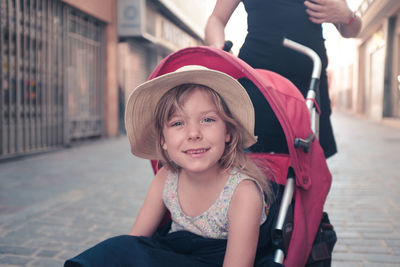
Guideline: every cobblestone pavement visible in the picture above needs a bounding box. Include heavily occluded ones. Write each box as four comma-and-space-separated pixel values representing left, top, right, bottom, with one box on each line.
0, 137, 154, 266
0, 112, 399, 266
326, 113, 400, 267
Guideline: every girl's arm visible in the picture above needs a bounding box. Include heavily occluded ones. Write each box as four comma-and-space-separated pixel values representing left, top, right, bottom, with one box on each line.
205, 0, 241, 49
224, 180, 263, 267
129, 167, 168, 237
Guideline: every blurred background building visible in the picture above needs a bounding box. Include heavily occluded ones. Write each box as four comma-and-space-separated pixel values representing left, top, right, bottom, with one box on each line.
0, 0, 213, 160
117, 0, 210, 134
327, 0, 400, 125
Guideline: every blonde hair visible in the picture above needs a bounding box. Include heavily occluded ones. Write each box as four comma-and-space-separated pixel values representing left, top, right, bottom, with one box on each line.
154, 83, 274, 204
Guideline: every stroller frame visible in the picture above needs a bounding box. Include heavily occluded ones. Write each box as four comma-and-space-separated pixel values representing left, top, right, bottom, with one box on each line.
273, 38, 322, 264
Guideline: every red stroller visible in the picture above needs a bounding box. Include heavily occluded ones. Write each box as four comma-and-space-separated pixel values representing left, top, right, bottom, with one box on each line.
148, 40, 334, 267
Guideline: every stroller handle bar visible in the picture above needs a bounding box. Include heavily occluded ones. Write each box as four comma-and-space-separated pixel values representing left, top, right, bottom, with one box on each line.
283, 38, 321, 139
282, 38, 321, 80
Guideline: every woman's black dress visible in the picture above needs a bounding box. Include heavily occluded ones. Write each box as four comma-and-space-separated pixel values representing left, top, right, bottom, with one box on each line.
239, 0, 337, 158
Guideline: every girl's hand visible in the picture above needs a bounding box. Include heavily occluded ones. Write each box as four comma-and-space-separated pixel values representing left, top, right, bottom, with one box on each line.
304, 0, 353, 25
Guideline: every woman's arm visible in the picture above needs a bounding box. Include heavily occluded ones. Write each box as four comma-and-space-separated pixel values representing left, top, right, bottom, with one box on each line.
304, 0, 362, 38
224, 180, 263, 267
129, 167, 168, 237
335, 13, 362, 38
205, 0, 242, 49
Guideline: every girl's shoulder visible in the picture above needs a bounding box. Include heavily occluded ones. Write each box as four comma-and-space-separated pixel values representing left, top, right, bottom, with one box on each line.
230, 170, 261, 195
233, 179, 263, 200
154, 166, 173, 184
225, 169, 264, 202
229, 169, 258, 186
161, 168, 178, 200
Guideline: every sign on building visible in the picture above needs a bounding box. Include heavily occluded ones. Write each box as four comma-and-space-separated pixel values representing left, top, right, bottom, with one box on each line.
118, 0, 145, 37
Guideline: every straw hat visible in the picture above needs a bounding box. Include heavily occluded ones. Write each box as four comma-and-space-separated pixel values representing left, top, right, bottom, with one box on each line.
125, 65, 257, 160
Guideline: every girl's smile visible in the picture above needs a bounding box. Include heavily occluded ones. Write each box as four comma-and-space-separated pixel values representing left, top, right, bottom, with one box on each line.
183, 148, 210, 157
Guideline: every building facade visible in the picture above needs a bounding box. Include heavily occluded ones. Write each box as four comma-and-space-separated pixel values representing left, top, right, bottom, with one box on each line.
1, 0, 210, 160
0, 0, 119, 160
327, 0, 400, 123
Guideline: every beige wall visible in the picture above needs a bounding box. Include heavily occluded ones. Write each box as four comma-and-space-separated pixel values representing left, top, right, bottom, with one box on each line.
62, 0, 119, 137
105, 10, 119, 137
62, 0, 114, 23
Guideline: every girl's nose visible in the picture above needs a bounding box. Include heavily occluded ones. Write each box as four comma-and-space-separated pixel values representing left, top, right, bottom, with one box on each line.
187, 123, 202, 141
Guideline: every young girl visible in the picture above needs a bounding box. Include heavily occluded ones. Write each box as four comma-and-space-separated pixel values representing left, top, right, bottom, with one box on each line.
65, 65, 276, 267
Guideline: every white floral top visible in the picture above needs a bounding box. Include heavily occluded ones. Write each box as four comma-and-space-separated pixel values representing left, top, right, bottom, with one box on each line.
162, 169, 267, 239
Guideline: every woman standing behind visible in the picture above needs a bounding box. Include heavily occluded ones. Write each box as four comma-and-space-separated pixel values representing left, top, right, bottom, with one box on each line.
205, 0, 362, 158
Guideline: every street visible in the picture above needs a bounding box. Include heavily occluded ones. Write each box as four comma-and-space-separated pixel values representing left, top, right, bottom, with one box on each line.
0, 111, 399, 267
325, 112, 400, 267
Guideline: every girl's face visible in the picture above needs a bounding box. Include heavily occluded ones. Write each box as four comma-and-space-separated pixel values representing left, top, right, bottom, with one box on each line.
161, 87, 230, 175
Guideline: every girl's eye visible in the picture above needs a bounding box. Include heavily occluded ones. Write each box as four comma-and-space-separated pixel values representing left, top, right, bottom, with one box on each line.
203, 117, 215, 123
170, 121, 183, 127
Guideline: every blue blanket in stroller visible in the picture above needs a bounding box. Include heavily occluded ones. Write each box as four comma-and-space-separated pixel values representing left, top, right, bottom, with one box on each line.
64, 185, 284, 267
64, 221, 281, 267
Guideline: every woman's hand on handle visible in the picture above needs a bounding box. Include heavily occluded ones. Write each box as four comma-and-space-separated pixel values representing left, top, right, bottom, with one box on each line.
205, 0, 241, 49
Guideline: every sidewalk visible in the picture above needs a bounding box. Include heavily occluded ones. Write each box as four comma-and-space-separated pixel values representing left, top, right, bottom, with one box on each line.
0, 112, 399, 266
325, 112, 400, 267
0, 137, 154, 266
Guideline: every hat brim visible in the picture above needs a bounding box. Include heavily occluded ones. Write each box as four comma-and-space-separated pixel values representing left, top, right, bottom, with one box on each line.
125, 66, 257, 160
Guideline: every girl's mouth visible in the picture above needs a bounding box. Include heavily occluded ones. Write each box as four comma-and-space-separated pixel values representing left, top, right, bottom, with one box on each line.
184, 148, 210, 155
